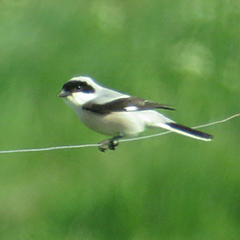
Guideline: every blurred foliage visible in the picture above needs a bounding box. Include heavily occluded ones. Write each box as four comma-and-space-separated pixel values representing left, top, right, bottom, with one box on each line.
0, 0, 240, 239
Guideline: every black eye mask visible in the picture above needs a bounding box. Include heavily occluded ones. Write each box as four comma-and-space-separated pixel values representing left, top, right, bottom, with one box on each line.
62, 81, 95, 93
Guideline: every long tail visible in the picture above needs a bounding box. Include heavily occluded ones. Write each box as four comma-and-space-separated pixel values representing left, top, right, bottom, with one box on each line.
140, 111, 213, 141
163, 122, 213, 141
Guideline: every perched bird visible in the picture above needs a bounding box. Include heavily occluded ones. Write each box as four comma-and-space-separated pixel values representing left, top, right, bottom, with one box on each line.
58, 76, 213, 152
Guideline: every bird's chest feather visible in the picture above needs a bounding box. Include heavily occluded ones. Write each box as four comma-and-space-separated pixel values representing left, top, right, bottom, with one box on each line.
77, 109, 144, 136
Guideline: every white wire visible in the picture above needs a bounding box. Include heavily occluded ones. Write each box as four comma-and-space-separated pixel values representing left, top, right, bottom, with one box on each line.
0, 113, 239, 154
0, 143, 99, 154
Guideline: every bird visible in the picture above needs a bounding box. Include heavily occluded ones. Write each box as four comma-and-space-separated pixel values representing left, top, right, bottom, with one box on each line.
58, 76, 213, 152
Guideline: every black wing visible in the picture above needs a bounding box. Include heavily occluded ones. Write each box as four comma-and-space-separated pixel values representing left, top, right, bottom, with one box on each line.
82, 96, 175, 114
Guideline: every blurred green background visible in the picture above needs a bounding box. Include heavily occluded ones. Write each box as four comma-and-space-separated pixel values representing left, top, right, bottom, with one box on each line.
1, 0, 240, 239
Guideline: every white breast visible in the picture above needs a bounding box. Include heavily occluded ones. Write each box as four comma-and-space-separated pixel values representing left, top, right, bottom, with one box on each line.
77, 109, 146, 137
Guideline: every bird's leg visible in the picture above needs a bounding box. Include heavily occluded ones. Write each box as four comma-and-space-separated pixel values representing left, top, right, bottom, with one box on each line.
108, 136, 122, 150
98, 136, 122, 152
98, 139, 110, 152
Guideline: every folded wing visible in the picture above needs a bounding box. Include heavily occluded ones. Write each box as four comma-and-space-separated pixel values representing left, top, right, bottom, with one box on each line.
82, 96, 175, 114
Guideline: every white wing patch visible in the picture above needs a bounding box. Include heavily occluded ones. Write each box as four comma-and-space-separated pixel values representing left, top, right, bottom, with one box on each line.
125, 106, 138, 111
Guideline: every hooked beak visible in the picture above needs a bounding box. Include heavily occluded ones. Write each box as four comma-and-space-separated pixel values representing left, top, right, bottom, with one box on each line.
58, 90, 71, 98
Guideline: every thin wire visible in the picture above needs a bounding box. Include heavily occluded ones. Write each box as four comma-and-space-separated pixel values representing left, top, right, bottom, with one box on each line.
193, 113, 240, 128
0, 143, 99, 154
0, 113, 239, 154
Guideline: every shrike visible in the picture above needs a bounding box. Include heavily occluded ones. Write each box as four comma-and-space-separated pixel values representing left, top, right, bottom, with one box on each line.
58, 76, 213, 152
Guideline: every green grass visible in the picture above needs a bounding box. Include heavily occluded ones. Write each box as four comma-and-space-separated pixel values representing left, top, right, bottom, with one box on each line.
0, 0, 240, 239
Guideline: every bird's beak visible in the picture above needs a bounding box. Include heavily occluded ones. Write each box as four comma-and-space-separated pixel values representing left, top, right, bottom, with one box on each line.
58, 90, 70, 98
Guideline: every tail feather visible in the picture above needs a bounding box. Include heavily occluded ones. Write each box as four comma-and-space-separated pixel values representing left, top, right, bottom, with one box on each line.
141, 111, 213, 141
166, 122, 213, 141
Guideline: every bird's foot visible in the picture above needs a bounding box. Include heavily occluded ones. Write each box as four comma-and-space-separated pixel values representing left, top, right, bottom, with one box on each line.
98, 136, 122, 152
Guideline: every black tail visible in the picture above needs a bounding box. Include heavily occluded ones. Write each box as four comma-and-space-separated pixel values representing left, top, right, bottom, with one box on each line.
167, 122, 213, 141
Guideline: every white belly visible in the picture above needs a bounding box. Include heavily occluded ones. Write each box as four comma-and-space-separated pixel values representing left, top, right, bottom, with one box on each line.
77, 110, 146, 137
